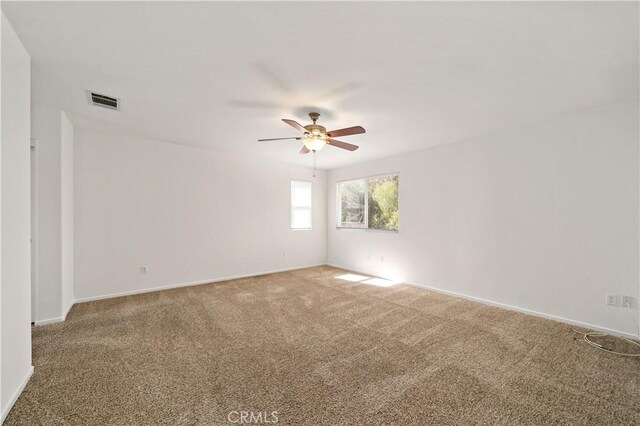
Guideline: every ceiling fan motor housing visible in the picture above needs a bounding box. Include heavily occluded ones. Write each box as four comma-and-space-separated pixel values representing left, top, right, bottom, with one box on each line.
304, 124, 327, 136
304, 112, 325, 136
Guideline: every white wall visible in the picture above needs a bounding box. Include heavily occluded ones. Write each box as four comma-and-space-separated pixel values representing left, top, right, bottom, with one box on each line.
30, 106, 74, 323
31, 106, 60, 322
60, 112, 74, 317
1, 12, 3, 414
1, 11, 33, 421
74, 128, 326, 301
328, 100, 639, 338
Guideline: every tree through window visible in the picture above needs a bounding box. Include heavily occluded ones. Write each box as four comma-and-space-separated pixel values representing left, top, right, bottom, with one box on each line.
337, 174, 398, 231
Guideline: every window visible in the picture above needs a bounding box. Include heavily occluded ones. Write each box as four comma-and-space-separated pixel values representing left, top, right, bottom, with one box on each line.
337, 179, 366, 228
337, 174, 399, 231
367, 174, 399, 231
291, 180, 312, 229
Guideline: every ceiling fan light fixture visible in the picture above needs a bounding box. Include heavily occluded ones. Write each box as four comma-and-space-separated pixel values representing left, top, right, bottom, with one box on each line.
303, 135, 326, 151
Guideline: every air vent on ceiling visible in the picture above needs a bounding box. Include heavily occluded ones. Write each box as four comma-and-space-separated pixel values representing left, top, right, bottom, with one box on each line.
87, 91, 119, 110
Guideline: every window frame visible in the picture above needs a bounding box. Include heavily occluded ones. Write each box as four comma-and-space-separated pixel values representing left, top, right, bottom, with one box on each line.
290, 180, 313, 231
336, 172, 399, 233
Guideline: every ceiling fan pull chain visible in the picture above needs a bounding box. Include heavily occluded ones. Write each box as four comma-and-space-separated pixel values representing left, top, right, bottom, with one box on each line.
313, 151, 317, 178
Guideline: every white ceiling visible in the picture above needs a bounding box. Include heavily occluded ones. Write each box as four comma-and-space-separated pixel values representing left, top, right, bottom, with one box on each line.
3, 1, 638, 169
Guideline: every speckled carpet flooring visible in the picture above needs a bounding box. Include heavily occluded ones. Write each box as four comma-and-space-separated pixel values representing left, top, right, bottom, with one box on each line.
5, 266, 640, 425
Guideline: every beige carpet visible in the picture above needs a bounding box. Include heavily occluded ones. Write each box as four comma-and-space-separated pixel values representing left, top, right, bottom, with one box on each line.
5, 266, 640, 425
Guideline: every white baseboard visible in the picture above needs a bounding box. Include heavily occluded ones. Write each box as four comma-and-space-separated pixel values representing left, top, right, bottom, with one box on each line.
63, 299, 74, 319
35, 264, 326, 325
1, 365, 34, 423
407, 281, 639, 340
34, 301, 74, 326
326, 263, 640, 340
34, 317, 65, 326
74, 263, 327, 304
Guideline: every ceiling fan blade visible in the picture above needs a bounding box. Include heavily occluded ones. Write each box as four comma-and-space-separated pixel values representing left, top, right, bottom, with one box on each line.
282, 119, 308, 133
257, 137, 301, 142
300, 146, 310, 155
326, 126, 365, 138
327, 138, 359, 151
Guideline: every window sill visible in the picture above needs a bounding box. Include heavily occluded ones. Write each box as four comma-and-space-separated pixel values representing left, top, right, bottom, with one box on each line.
336, 227, 398, 234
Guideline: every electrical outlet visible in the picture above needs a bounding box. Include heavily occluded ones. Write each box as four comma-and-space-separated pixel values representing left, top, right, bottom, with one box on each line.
621, 295, 633, 308
606, 293, 619, 306
380, 256, 385, 263
140, 266, 148, 275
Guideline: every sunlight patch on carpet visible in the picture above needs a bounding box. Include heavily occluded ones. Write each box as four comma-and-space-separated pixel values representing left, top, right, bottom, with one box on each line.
335, 274, 371, 282
361, 278, 399, 287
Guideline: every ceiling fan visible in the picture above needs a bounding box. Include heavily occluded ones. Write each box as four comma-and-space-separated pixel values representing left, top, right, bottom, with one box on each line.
258, 112, 365, 154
